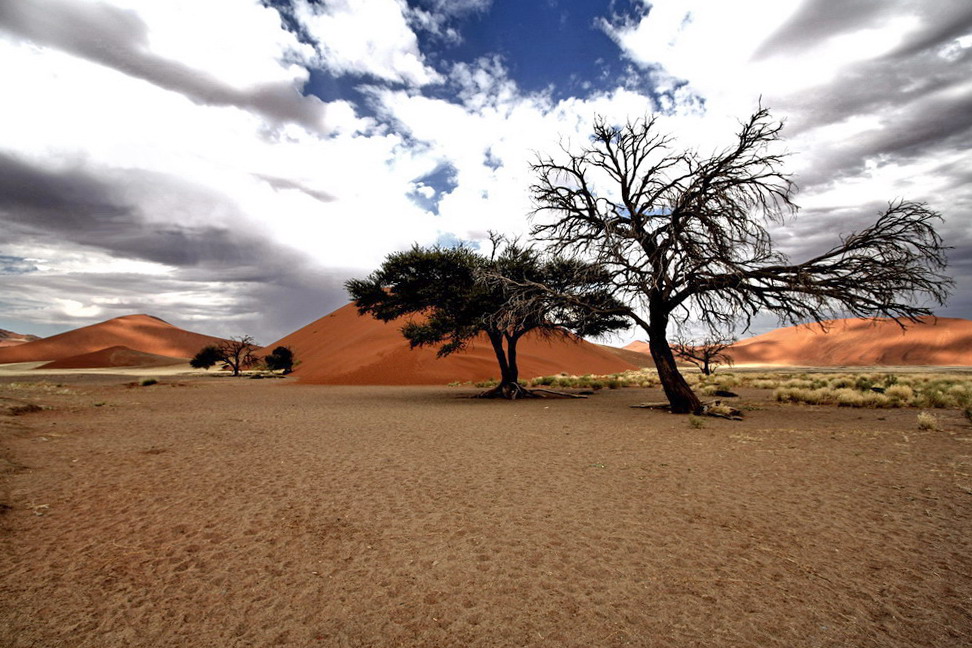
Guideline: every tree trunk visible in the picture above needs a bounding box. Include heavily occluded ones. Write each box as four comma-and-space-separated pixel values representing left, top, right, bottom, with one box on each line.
478, 332, 535, 399
647, 311, 703, 414
479, 333, 532, 400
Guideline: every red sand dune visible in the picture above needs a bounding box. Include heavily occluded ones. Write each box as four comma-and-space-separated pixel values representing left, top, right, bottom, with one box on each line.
729, 317, 972, 366
265, 303, 638, 385
624, 317, 972, 366
598, 343, 655, 368
39, 345, 187, 370
0, 314, 226, 365
623, 340, 652, 355
0, 328, 40, 348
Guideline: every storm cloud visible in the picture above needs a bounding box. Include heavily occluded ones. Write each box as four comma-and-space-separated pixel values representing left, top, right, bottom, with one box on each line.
0, 0, 327, 132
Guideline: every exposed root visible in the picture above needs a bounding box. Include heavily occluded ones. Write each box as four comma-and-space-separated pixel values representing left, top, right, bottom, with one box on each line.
474, 383, 586, 400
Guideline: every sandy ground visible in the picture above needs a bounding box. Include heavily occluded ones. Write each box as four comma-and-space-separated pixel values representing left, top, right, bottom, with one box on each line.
1, 376, 970, 647
0, 361, 202, 378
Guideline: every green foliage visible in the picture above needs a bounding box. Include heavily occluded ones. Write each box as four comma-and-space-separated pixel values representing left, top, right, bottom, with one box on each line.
264, 346, 295, 374
139, 378, 158, 387
347, 240, 628, 391
347, 242, 627, 355
190, 345, 222, 370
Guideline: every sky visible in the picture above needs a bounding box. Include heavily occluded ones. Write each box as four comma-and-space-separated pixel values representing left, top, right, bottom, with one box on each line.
0, 0, 970, 346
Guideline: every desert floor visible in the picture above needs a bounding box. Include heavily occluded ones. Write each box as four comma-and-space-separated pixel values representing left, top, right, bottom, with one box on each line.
1, 376, 970, 647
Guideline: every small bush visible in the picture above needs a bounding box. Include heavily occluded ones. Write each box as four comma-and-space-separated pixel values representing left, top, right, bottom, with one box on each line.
917, 411, 939, 431
833, 388, 865, 407
139, 378, 158, 387
751, 379, 780, 390
885, 384, 914, 404
828, 376, 855, 389
917, 389, 952, 409
854, 376, 875, 392
687, 415, 705, 429
707, 402, 735, 417
860, 391, 891, 408
715, 375, 738, 389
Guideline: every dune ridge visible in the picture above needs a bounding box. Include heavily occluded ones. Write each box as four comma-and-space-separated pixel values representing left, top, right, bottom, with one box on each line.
0, 328, 40, 348
623, 317, 972, 366
0, 314, 226, 365
266, 303, 638, 385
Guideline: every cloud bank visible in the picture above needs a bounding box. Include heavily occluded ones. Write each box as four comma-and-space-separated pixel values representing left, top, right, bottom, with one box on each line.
0, 0, 968, 343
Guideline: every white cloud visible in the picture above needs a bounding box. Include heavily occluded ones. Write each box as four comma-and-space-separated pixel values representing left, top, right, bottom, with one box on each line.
599, 0, 972, 220
110, 0, 313, 89
55, 298, 103, 319
1, 0, 968, 343
292, 0, 441, 86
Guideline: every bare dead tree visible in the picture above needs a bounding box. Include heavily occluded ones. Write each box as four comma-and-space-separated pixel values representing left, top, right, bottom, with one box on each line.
531, 107, 951, 413
218, 335, 258, 377
671, 333, 735, 376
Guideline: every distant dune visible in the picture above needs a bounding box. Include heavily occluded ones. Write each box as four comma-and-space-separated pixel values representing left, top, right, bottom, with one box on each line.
38, 345, 187, 370
623, 317, 972, 367
0, 314, 226, 365
266, 303, 638, 385
0, 328, 40, 348
598, 343, 655, 368
623, 340, 652, 356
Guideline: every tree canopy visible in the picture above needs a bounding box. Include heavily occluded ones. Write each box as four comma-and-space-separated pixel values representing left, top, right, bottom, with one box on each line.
346, 239, 629, 398
264, 346, 295, 374
531, 108, 951, 413
190, 336, 258, 377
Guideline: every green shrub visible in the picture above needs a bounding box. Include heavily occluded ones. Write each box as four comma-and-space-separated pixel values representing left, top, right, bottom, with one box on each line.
139, 378, 158, 387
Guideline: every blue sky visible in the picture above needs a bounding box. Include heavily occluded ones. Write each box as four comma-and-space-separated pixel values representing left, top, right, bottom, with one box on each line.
0, 0, 969, 344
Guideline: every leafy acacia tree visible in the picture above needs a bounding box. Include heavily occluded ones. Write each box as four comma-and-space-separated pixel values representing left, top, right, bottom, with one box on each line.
671, 333, 735, 376
264, 346, 295, 374
531, 108, 951, 413
346, 240, 628, 399
190, 345, 222, 371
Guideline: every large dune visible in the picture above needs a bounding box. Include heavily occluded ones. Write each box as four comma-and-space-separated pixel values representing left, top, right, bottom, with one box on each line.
266, 303, 638, 385
0, 314, 225, 364
729, 317, 972, 366
624, 317, 972, 366
38, 346, 187, 370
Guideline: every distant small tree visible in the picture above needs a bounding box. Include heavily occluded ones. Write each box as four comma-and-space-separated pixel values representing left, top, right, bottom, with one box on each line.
671, 334, 735, 376
219, 336, 258, 376
347, 238, 628, 399
190, 337, 258, 376
264, 346, 295, 374
190, 345, 222, 370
